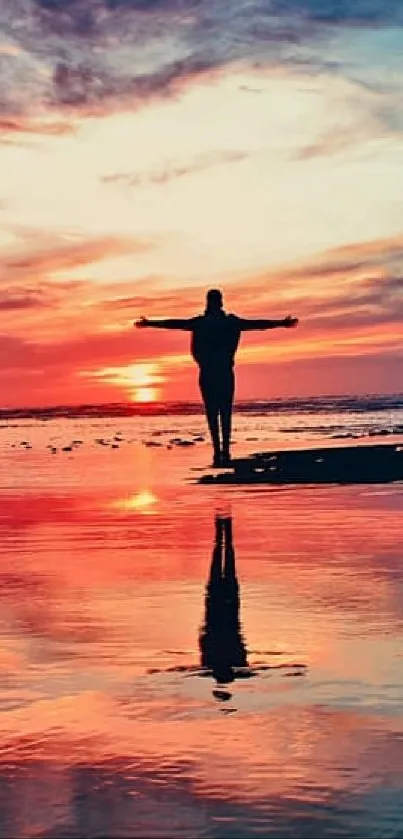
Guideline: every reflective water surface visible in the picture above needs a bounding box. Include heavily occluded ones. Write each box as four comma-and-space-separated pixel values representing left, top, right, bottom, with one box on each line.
0, 416, 403, 837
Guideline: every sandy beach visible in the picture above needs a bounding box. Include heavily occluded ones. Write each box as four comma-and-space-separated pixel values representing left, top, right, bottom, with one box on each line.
0, 406, 402, 837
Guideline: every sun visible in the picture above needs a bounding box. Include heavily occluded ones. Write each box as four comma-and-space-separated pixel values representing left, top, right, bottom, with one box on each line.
127, 363, 162, 403
91, 362, 163, 402
134, 385, 159, 403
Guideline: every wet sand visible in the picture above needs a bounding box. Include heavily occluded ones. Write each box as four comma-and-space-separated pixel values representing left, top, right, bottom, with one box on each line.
0, 417, 403, 837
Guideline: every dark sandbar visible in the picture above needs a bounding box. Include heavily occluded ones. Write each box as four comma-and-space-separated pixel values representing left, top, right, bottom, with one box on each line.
199, 443, 403, 485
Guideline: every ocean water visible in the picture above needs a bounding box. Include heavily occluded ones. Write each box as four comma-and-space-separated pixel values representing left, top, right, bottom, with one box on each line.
0, 395, 402, 837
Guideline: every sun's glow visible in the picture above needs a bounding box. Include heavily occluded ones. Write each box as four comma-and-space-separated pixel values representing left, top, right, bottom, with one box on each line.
134, 385, 159, 403
125, 363, 158, 386
115, 490, 158, 512
88, 362, 163, 402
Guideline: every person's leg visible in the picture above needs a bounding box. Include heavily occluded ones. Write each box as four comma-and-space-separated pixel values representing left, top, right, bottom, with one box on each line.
200, 517, 224, 669
199, 372, 221, 465
223, 518, 236, 583
220, 370, 235, 465
210, 516, 224, 583
223, 518, 248, 668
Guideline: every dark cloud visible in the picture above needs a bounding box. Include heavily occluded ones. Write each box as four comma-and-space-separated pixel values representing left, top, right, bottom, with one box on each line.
53, 60, 101, 105
100, 235, 403, 336
0, 0, 399, 118
277, 0, 403, 25
51, 54, 225, 110
0, 290, 49, 311
286, 249, 403, 333
305, 273, 403, 315
346, 273, 403, 313
286, 237, 403, 282
0, 276, 88, 311
220, 234, 403, 340
33, 0, 403, 29
0, 233, 152, 329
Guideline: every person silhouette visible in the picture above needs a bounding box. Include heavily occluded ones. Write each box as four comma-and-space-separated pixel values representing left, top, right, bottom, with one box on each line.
199, 515, 249, 699
136, 289, 299, 467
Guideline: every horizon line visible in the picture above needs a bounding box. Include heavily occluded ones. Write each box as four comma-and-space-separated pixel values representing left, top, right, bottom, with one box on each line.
0, 392, 402, 418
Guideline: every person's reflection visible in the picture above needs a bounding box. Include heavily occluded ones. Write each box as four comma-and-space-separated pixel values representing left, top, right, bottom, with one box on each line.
199, 515, 250, 699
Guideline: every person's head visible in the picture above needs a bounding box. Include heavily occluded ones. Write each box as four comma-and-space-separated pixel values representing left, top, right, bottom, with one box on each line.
205, 288, 223, 313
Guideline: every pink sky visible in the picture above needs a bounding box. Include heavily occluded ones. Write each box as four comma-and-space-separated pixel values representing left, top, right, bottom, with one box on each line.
0, 1, 402, 406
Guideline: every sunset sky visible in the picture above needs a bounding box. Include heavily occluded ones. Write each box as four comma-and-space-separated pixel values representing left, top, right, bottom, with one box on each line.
0, 0, 402, 406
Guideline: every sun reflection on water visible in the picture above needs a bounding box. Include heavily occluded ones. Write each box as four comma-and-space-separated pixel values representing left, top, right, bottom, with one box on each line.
114, 489, 159, 512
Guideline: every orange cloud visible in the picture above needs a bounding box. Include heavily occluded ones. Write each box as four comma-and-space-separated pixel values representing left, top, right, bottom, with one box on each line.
0, 117, 77, 137
0, 232, 148, 281
0, 232, 401, 407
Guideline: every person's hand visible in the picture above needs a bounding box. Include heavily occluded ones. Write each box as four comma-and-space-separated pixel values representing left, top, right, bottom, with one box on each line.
135, 316, 149, 328
283, 315, 298, 328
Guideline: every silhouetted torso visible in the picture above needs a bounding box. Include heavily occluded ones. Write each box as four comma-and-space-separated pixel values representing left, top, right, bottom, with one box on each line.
191, 312, 241, 371
200, 574, 247, 672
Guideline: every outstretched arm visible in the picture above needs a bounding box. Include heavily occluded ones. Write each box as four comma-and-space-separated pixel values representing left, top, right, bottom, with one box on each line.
238, 315, 299, 331
135, 316, 195, 331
